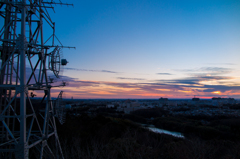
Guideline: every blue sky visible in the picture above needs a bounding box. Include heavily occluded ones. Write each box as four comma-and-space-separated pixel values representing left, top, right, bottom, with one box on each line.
44, 0, 240, 98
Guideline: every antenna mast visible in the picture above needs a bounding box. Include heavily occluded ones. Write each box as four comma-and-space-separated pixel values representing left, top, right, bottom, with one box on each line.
0, 0, 74, 158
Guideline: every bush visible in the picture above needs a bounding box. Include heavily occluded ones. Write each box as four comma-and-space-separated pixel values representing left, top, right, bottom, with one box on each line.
123, 114, 147, 123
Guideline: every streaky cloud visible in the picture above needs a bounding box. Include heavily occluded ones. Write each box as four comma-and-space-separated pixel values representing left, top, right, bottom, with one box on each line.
196, 75, 232, 80
50, 72, 240, 98
200, 67, 232, 74
157, 75, 232, 86
174, 67, 232, 74
117, 77, 145, 80
158, 79, 199, 85
156, 73, 172, 75
65, 67, 119, 74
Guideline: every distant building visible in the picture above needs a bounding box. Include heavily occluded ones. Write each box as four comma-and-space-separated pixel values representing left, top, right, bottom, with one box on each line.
212, 97, 236, 105
168, 101, 177, 106
131, 102, 140, 107
116, 107, 144, 114
159, 97, 168, 101
159, 97, 168, 107
212, 97, 221, 100
192, 98, 200, 101
106, 104, 115, 108
227, 98, 236, 104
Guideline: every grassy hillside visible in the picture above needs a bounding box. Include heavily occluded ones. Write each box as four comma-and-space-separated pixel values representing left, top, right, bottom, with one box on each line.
57, 114, 240, 159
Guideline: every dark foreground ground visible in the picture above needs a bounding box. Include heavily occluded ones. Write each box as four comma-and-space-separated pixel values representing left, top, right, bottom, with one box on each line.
57, 112, 240, 159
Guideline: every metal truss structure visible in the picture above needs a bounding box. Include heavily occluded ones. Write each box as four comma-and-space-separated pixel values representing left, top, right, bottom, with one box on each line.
0, 0, 74, 158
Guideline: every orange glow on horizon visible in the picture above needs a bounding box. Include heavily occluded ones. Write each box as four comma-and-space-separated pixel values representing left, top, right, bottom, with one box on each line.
212, 91, 221, 94
178, 90, 192, 93
30, 78, 240, 99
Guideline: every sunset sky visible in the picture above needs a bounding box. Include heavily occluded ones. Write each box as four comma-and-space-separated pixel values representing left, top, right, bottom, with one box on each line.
45, 0, 240, 99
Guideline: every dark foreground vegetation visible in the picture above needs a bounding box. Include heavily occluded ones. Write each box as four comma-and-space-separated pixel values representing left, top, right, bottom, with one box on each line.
58, 113, 240, 159
130, 108, 240, 140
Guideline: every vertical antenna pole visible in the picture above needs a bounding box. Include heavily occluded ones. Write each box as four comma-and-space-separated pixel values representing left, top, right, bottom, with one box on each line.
20, 0, 27, 158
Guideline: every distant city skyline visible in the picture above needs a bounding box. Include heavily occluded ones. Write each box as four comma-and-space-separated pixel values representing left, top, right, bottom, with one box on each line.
34, 0, 240, 98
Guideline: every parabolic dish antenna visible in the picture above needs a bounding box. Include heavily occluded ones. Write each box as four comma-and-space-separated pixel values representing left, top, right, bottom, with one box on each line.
49, 46, 68, 78
55, 91, 66, 124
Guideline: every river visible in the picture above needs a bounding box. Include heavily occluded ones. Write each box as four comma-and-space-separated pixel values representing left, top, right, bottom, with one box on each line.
142, 124, 184, 138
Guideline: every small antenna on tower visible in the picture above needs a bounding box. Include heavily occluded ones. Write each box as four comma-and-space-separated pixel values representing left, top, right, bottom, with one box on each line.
48, 76, 55, 83
54, 91, 66, 124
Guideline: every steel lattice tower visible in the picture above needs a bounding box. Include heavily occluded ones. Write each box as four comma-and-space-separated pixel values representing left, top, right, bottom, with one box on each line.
0, 0, 74, 158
